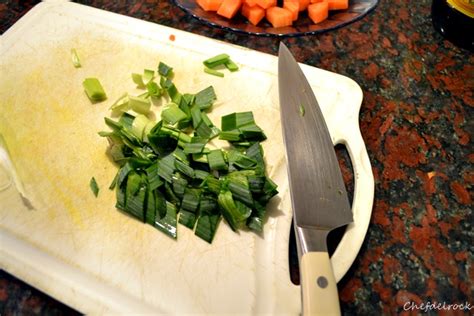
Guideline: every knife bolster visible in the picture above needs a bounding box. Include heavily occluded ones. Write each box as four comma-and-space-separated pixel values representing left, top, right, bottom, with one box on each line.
295, 226, 329, 255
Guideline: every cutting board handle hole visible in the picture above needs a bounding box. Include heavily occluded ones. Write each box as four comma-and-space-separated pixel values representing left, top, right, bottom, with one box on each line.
334, 143, 354, 207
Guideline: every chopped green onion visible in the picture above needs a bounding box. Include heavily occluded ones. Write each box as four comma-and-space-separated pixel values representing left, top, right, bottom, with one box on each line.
132, 73, 145, 88
158, 62, 173, 78
192, 153, 208, 164
165, 182, 180, 205
221, 112, 255, 131
124, 172, 147, 221
203, 53, 230, 69
204, 67, 224, 77
146, 163, 163, 190
183, 136, 207, 154
299, 104, 305, 117
195, 198, 221, 243
131, 114, 151, 141
219, 130, 241, 141
224, 60, 239, 72
194, 170, 210, 180
196, 119, 220, 139
228, 150, 257, 169
143, 69, 154, 84
175, 159, 195, 178
167, 82, 182, 104
157, 154, 176, 183
181, 188, 201, 213
173, 148, 189, 164
128, 95, 151, 114
83, 78, 107, 102
154, 201, 177, 238
119, 113, 135, 129
207, 149, 227, 171
204, 176, 221, 195
194, 86, 216, 111
240, 124, 267, 141
228, 176, 253, 207
179, 210, 197, 229
248, 175, 265, 193
146, 81, 162, 98
146, 187, 157, 225
217, 190, 251, 231
247, 202, 266, 232
110, 93, 130, 112
132, 70, 154, 88
160, 76, 172, 89
172, 175, 188, 198
161, 103, 187, 125
90, 177, 99, 197
71, 48, 81, 68
101, 61, 277, 243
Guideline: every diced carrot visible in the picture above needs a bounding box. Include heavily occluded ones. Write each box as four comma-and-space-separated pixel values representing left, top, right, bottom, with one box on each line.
308, 1, 328, 23
255, 0, 276, 9
310, 0, 323, 3
297, 0, 310, 11
327, 0, 348, 10
197, 0, 224, 11
283, 0, 299, 21
241, 3, 266, 25
266, 7, 293, 28
217, 0, 243, 18
244, 0, 257, 6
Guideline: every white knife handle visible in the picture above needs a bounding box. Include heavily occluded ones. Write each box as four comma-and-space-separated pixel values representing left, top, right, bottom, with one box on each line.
300, 252, 341, 316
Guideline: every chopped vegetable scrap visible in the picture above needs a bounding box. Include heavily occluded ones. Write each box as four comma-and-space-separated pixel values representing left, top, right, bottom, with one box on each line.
203, 54, 239, 77
83, 78, 107, 102
90, 177, 99, 197
71, 48, 81, 68
99, 61, 277, 243
196, 0, 349, 27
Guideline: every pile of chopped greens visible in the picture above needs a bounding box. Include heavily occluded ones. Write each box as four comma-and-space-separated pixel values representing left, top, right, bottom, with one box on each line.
99, 61, 277, 243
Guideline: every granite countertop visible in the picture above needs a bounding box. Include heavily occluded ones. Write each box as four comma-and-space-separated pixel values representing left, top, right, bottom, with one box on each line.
1, 0, 472, 315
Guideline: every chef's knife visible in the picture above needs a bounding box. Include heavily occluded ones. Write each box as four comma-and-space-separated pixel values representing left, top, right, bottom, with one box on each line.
278, 43, 353, 315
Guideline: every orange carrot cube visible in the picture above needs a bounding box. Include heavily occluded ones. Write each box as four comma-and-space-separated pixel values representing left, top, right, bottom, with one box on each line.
308, 1, 328, 23
327, 0, 348, 10
283, 0, 299, 21
242, 3, 266, 25
266, 7, 293, 27
217, 0, 243, 18
255, 0, 277, 9
298, 0, 311, 11
197, 0, 224, 11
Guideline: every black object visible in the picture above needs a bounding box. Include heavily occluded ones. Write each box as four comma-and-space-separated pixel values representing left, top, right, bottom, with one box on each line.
432, 0, 474, 52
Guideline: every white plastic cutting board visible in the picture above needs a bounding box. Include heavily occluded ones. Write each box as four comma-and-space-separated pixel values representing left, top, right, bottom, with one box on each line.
0, 1, 374, 314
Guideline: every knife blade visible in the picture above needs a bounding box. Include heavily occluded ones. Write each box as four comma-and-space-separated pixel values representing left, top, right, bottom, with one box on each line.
278, 42, 353, 316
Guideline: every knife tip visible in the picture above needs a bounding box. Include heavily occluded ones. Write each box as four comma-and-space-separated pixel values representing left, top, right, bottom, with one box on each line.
278, 42, 289, 56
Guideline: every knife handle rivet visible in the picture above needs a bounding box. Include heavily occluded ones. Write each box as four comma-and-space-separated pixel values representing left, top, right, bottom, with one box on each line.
317, 276, 328, 289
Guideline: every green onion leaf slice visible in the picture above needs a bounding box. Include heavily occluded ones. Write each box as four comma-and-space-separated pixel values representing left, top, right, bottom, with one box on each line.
154, 201, 177, 239
161, 103, 187, 125
71, 48, 81, 68
128, 95, 151, 114
204, 67, 224, 77
203, 53, 230, 69
83, 78, 107, 102
194, 86, 216, 111
224, 60, 239, 72
90, 177, 99, 197
158, 62, 173, 78
207, 149, 227, 171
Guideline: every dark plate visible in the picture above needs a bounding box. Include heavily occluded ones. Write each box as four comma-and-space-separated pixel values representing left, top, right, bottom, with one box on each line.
174, 0, 379, 37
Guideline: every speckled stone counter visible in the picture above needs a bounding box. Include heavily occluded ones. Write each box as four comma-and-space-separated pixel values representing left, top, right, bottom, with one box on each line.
1, 0, 472, 315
